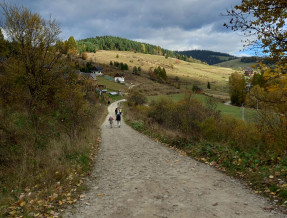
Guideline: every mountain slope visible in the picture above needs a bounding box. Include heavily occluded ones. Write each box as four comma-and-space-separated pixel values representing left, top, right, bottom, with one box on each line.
178, 50, 237, 65
77, 36, 185, 60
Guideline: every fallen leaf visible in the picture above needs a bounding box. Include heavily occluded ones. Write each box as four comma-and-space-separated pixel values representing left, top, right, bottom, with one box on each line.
97, 194, 104, 197
9, 210, 16, 215
212, 202, 218, 206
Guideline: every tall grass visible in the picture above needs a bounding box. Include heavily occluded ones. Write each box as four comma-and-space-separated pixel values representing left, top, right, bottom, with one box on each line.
0, 96, 107, 216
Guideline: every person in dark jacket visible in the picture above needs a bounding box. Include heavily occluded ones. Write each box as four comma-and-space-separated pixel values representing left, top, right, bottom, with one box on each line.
116, 113, 121, 128
115, 108, 118, 115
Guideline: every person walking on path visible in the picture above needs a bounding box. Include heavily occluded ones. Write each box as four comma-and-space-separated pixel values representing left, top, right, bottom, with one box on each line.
108, 116, 114, 128
115, 108, 118, 116
116, 113, 121, 128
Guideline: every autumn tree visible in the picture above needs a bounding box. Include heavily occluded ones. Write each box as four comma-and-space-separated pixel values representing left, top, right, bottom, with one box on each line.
67, 36, 78, 55
157, 46, 162, 55
225, 1, 287, 113
224, 0, 287, 65
0, 28, 8, 56
0, 3, 63, 112
229, 72, 247, 106
141, 43, 146, 53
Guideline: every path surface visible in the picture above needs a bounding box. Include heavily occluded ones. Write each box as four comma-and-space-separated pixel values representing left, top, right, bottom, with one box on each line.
63, 101, 284, 218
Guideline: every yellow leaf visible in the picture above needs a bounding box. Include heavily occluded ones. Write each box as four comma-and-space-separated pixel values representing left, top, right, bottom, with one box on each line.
9, 210, 16, 215
59, 200, 63, 205
20, 201, 26, 207
97, 194, 104, 197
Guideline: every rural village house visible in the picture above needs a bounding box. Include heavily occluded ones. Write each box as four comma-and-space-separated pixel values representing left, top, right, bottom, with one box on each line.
91, 66, 104, 76
244, 68, 254, 78
114, 73, 125, 83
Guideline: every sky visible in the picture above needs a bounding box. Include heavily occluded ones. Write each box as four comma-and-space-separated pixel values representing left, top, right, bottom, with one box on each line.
3, 0, 254, 56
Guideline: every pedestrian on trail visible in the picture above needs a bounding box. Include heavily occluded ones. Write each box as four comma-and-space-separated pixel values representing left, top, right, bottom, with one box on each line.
116, 113, 121, 128
108, 116, 114, 128
115, 108, 118, 116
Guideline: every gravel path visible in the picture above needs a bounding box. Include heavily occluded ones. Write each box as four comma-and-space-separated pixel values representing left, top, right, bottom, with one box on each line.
63, 100, 284, 218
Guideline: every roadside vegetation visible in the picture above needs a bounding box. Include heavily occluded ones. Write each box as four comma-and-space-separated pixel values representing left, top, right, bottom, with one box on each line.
124, 0, 287, 209
0, 3, 106, 216
125, 91, 287, 207
147, 93, 258, 122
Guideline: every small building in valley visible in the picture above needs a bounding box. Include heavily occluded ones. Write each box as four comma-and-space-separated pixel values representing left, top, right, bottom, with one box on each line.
114, 73, 125, 83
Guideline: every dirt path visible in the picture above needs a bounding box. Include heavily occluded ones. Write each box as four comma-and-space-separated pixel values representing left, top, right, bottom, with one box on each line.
63, 100, 284, 218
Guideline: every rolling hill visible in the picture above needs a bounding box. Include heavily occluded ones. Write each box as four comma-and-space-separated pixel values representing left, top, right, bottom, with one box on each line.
177, 50, 237, 65
85, 50, 234, 99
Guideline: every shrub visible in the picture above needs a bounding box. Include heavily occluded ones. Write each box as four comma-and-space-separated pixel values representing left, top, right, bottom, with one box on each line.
127, 91, 147, 106
82, 52, 88, 60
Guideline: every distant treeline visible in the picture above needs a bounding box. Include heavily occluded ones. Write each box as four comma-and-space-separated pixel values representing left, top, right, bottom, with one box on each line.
177, 50, 237, 65
77, 36, 188, 60
240, 56, 261, 63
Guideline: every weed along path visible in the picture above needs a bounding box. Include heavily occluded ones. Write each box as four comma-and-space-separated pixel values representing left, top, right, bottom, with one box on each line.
63, 100, 284, 218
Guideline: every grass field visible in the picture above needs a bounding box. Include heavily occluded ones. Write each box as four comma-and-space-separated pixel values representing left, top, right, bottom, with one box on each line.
87, 51, 235, 94
215, 58, 257, 70
147, 93, 258, 122
96, 76, 127, 92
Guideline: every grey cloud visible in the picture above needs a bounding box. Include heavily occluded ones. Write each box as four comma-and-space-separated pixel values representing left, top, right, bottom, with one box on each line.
6, 0, 244, 54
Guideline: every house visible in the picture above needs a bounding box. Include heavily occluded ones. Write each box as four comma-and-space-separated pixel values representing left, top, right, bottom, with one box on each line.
244, 68, 254, 78
114, 73, 125, 83
76, 70, 97, 81
91, 66, 103, 76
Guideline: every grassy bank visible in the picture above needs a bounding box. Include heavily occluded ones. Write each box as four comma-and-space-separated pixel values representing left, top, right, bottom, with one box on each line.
0, 104, 107, 217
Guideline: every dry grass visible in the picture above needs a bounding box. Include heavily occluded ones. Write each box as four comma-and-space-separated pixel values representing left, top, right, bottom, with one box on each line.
87, 50, 235, 95
0, 104, 107, 217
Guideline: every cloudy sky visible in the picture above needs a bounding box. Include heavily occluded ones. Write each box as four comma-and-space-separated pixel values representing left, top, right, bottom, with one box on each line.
4, 0, 252, 56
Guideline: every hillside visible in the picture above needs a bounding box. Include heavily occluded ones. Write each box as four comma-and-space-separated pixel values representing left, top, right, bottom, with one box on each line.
177, 50, 237, 65
215, 58, 257, 69
86, 50, 235, 98
77, 36, 187, 60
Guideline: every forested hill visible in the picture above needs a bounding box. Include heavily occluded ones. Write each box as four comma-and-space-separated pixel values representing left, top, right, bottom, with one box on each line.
77, 36, 187, 60
177, 50, 237, 65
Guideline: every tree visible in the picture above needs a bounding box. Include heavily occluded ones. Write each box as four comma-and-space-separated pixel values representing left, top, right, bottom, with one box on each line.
157, 46, 162, 55
228, 72, 247, 106
0, 3, 61, 113
207, 82, 211, 89
133, 66, 138, 75
67, 36, 78, 55
0, 28, 8, 56
141, 44, 146, 53
224, 0, 287, 65
127, 91, 147, 106
251, 71, 266, 87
